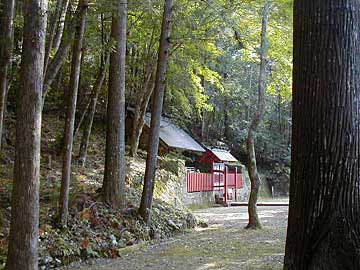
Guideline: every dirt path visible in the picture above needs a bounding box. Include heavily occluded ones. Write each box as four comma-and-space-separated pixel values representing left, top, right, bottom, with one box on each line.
64, 206, 288, 270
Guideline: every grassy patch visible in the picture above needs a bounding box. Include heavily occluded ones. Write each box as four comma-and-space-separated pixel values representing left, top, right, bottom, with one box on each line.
158, 226, 285, 270
187, 203, 215, 211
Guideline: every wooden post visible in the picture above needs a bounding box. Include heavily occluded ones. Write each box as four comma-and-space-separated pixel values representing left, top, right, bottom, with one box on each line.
211, 161, 214, 190
235, 167, 238, 202
224, 165, 227, 203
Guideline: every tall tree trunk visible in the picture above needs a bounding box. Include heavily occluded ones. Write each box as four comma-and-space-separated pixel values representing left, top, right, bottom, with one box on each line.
53, 0, 69, 52
223, 94, 229, 141
73, 47, 90, 139
246, 66, 253, 122
42, 1, 75, 107
129, 27, 156, 157
78, 53, 109, 166
129, 68, 155, 157
139, 0, 173, 224
0, 0, 15, 149
201, 75, 207, 140
245, 0, 270, 230
73, 93, 91, 139
277, 92, 281, 134
201, 111, 206, 140
103, 0, 127, 209
44, 0, 65, 73
5, 0, 47, 269
58, 0, 87, 226
284, 1, 360, 269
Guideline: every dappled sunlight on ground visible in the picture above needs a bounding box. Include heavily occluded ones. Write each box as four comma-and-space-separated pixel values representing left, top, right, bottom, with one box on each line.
196, 262, 218, 270
259, 209, 288, 225
63, 205, 288, 270
197, 211, 249, 221
195, 205, 288, 229
194, 226, 220, 232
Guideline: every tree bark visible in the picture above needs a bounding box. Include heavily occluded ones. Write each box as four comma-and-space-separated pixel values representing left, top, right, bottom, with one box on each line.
44, 0, 65, 74
42, 1, 75, 107
201, 111, 206, 140
223, 94, 229, 141
53, 0, 69, 52
139, 0, 173, 224
129, 68, 155, 157
58, 0, 88, 226
200, 75, 207, 141
73, 50, 92, 140
78, 53, 109, 166
103, 0, 127, 209
73, 93, 91, 139
5, 0, 47, 269
277, 93, 282, 134
129, 27, 156, 157
284, 1, 360, 269
245, 0, 270, 230
0, 0, 15, 149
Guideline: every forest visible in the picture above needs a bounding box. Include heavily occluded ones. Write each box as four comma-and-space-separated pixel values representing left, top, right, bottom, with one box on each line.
1, 0, 360, 269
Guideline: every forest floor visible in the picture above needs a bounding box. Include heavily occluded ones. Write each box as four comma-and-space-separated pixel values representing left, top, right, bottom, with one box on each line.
63, 205, 288, 270
0, 115, 201, 269
0, 114, 289, 269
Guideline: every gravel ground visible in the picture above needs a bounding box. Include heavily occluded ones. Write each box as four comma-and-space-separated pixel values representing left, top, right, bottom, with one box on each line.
63, 205, 288, 270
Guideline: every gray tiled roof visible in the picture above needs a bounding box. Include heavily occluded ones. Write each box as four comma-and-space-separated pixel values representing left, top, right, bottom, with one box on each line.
144, 115, 205, 153
210, 148, 238, 162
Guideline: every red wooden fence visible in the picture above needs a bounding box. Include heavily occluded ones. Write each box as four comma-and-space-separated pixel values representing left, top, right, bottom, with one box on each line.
227, 173, 244, 189
186, 172, 244, 193
186, 173, 213, 193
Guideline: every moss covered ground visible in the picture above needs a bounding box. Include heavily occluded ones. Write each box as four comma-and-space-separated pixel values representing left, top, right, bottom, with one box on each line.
0, 115, 199, 269
63, 205, 288, 270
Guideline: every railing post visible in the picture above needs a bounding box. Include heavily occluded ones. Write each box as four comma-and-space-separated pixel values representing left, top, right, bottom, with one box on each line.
224, 165, 227, 203
211, 161, 214, 191
234, 167, 238, 202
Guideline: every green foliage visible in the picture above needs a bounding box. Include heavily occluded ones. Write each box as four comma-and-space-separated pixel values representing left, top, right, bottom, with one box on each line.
1, 0, 294, 266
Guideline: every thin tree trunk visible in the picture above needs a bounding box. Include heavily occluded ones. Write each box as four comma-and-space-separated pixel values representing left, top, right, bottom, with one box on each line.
74, 45, 87, 136
201, 111, 206, 140
42, 1, 75, 107
245, 0, 270, 230
5, 0, 47, 269
139, 0, 173, 224
247, 66, 253, 121
78, 53, 109, 166
103, 0, 127, 209
73, 48, 91, 139
277, 92, 281, 134
53, 0, 69, 52
73, 93, 91, 139
223, 94, 229, 141
201, 76, 207, 140
0, 0, 15, 149
129, 27, 156, 157
44, 0, 64, 74
58, 0, 88, 226
284, 1, 360, 269
129, 68, 155, 157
